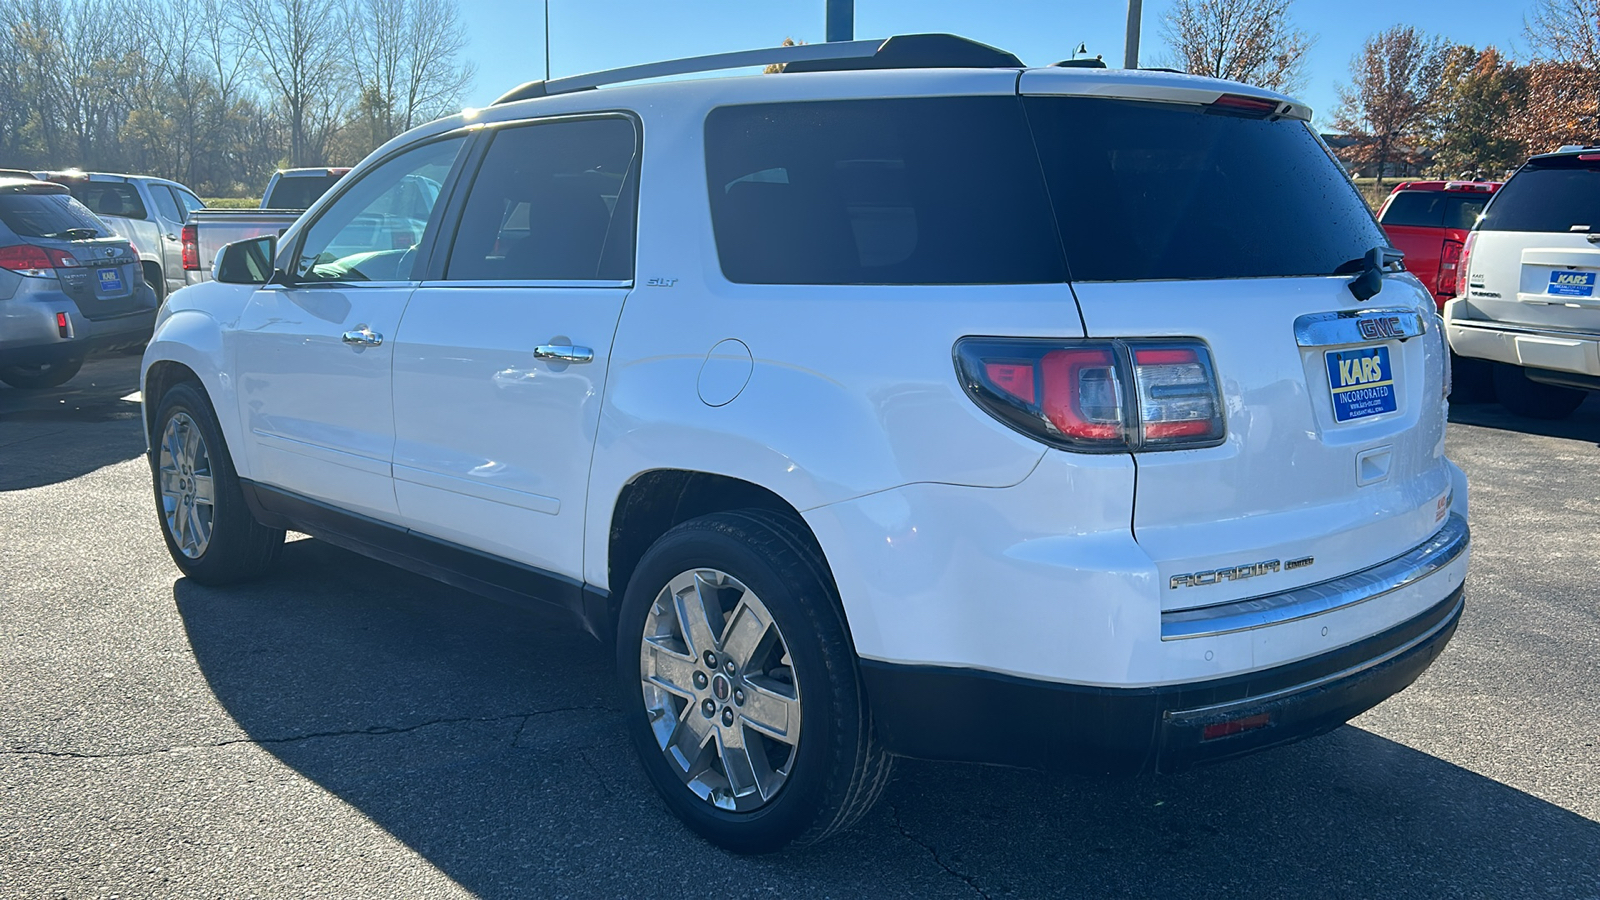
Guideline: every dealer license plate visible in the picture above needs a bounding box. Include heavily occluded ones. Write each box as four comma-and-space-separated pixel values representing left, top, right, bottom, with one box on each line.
1548, 270, 1595, 298
1325, 346, 1397, 423
97, 267, 124, 292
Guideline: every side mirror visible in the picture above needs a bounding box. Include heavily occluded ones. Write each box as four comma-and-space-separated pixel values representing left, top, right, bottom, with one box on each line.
214, 235, 277, 285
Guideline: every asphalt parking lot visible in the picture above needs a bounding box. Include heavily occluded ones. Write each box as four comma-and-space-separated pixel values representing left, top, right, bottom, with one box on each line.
1, 351, 1597, 899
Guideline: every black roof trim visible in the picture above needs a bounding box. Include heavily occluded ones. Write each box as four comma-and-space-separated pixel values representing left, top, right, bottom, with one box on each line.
784, 34, 1023, 73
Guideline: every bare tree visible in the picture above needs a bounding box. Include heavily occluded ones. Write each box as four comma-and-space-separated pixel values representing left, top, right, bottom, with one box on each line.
1331, 25, 1444, 186
1160, 0, 1312, 93
345, 0, 472, 156
239, 0, 347, 165
1527, 0, 1600, 66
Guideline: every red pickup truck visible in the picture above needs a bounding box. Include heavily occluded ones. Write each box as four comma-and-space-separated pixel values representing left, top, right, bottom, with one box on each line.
1376, 180, 1500, 310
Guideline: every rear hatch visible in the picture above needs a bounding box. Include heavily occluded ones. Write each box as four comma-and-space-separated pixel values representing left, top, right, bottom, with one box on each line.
0, 186, 144, 318
1462, 154, 1600, 338
1019, 75, 1453, 611
1378, 188, 1490, 306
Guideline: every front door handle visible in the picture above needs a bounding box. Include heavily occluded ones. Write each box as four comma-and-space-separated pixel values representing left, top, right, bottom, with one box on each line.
533, 344, 593, 363
165, 233, 179, 241
341, 328, 383, 347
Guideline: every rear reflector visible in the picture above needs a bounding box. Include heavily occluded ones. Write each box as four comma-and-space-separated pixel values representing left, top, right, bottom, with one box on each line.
1201, 713, 1271, 741
56, 311, 70, 338
955, 337, 1225, 453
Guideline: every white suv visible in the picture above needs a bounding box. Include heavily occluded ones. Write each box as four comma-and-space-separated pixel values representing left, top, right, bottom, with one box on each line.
1445, 148, 1600, 418
141, 35, 1471, 853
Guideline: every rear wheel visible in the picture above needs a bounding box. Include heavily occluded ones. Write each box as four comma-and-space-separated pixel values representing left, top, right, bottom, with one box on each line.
151, 381, 284, 583
1493, 364, 1587, 420
0, 357, 84, 389
617, 509, 891, 853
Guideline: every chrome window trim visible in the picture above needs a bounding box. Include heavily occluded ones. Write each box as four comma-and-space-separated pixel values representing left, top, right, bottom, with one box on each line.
1293, 307, 1427, 347
1165, 591, 1463, 721
1160, 514, 1469, 641
417, 279, 632, 289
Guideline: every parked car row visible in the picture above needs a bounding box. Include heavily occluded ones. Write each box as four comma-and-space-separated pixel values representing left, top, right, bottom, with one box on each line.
0, 167, 347, 388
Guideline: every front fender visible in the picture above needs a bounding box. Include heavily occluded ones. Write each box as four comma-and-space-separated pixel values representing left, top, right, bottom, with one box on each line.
141, 290, 250, 474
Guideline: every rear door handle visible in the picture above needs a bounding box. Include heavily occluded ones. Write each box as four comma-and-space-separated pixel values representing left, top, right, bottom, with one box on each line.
533, 344, 593, 363
341, 328, 383, 347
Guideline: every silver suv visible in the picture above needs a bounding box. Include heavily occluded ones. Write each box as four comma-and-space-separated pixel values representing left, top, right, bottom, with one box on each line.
0, 177, 156, 388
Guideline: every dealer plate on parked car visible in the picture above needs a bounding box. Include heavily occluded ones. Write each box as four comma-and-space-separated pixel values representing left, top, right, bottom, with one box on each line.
1326, 346, 1397, 422
97, 268, 123, 293
1548, 270, 1596, 298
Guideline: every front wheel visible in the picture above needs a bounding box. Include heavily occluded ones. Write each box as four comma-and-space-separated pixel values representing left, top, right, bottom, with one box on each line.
617, 509, 892, 853
0, 357, 83, 389
1494, 364, 1587, 420
151, 381, 285, 583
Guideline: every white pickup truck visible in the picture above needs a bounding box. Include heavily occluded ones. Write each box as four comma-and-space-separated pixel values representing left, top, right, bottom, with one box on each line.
180, 168, 350, 286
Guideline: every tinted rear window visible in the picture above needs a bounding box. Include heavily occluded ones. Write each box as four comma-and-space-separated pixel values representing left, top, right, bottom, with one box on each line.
1379, 191, 1489, 230
266, 174, 342, 210
0, 191, 111, 238
704, 97, 1066, 285
1026, 97, 1386, 281
65, 181, 147, 219
1480, 159, 1600, 233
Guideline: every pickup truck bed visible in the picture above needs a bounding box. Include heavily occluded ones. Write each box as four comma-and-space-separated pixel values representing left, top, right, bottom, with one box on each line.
182, 210, 301, 285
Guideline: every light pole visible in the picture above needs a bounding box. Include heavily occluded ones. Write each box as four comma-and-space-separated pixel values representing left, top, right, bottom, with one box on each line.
826, 0, 853, 42
1124, 0, 1142, 69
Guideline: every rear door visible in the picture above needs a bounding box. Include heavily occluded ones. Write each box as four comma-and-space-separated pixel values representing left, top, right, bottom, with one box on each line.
145, 184, 188, 295
232, 135, 467, 521
391, 115, 638, 579
1464, 156, 1600, 339
1021, 84, 1453, 610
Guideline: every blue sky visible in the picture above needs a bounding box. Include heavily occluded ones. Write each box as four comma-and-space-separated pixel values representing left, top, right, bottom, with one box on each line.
455, 0, 1534, 131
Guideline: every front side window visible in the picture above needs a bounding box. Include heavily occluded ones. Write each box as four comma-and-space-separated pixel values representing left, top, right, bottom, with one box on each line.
149, 185, 183, 223
704, 98, 1066, 285
292, 137, 465, 283
445, 116, 638, 281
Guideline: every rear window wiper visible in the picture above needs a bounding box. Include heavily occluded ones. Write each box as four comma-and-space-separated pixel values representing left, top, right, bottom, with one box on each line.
1336, 246, 1404, 301
41, 228, 102, 240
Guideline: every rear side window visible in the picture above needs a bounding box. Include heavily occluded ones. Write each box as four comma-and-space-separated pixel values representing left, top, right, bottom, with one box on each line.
704, 98, 1066, 285
1379, 191, 1489, 230
0, 191, 110, 238
1480, 158, 1600, 233
266, 174, 343, 210
1026, 97, 1387, 281
444, 116, 639, 281
66, 182, 147, 220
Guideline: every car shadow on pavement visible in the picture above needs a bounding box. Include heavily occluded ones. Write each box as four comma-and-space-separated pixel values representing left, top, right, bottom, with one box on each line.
1449, 394, 1600, 444
174, 538, 1600, 899
0, 351, 147, 492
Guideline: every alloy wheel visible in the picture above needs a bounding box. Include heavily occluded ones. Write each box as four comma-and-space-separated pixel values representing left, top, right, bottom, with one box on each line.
158, 412, 215, 558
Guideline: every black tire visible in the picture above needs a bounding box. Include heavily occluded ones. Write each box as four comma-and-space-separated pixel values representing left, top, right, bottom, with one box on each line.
1448, 352, 1496, 404
1493, 364, 1588, 420
0, 357, 84, 389
616, 509, 892, 853
151, 381, 284, 584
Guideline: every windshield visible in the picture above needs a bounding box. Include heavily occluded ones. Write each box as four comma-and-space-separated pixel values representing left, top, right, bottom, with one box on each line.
1479, 158, 1600, 233
0, 191, 112, 238
265, 174, 343, 211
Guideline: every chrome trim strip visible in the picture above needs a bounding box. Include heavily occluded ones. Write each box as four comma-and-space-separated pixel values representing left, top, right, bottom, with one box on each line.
1166, 592, 1463, 721
416, 279, 632, 289
1294, 307, 1427, 347
1160, 514, 1469, 641
1447, 318, 1600, 341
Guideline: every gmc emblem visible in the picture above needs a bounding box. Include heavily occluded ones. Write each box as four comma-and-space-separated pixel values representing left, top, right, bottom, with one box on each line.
1357, 316, 1404, 340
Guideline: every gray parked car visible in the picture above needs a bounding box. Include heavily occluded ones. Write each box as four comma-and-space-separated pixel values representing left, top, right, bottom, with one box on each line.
0, 176, 157, 388
34, 170, 206, 301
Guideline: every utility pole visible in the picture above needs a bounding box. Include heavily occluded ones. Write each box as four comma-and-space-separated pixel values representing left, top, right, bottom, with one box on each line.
544, 0, 551, 80
1123, 0, 1142, 69
826, 0, 853, 42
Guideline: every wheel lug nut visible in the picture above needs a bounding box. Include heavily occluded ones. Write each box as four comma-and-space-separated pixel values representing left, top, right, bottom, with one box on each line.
701, 699, 716, 718
703, 650, 717, 668
693, 671, 708, 690
734, 689, 745, 706
724, 660, 735, 675
721, 707, 735, 726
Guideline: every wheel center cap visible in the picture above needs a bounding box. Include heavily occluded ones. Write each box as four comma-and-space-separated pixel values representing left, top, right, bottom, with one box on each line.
711, 673, 732, 702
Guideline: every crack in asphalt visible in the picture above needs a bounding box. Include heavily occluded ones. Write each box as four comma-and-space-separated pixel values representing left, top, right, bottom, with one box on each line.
0, 705, 619, 761
888, 800, 991, 900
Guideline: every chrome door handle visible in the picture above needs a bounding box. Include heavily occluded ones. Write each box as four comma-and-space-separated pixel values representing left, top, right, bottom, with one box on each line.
341, 328, 383, 346
165, 233, 178, 241
533, 344, 593, 363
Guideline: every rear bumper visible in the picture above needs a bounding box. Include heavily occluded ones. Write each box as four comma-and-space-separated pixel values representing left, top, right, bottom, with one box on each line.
0, 286, 156, 366
862, 586, 1463, 774
1445, 313, 1600, 382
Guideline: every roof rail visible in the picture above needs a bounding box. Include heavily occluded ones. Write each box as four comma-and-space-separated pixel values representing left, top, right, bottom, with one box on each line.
491, 33, 1024, 106
494, 38, 884, 105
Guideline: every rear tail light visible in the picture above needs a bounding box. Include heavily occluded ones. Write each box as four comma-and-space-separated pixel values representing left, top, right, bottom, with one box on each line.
1437, 239, 1464, 302
0, 244, 77, 277
1456, 233, 1476, 299
181, 224, 199, 270
955, 337, 1225, 452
